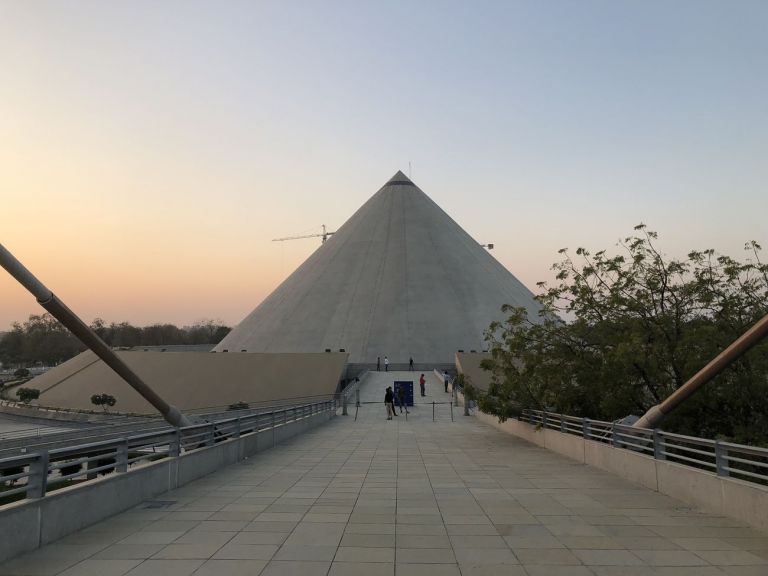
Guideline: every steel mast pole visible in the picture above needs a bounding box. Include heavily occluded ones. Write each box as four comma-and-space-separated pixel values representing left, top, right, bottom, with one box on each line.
0, 243, 191, 428
634, 313, 768, 429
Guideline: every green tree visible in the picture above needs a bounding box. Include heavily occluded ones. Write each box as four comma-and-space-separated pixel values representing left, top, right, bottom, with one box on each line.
0, 314, 85, 367
474, 226, 768, 444
1, 317, 232, 369
186, 319, 231, 344
16, 388, 40, 404
90, 393, 117, 412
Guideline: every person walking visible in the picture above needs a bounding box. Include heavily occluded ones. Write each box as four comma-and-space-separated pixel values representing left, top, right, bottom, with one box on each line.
409, 357, 414, 371
397, 385, 408, 414
444, 371, 450, 393
384, 356, 389, 372
419, 373, 426, 396
385, 386, 394, 420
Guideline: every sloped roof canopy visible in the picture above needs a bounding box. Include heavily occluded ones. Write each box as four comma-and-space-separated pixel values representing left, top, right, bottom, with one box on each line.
216, 171, 541, 363
33, 350, 347, 413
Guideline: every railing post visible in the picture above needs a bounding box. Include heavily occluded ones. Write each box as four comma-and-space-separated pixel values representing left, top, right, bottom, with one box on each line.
652, 430, 665, 460
715, 440, 730, 477
582, 418, 589, 439
560, 414, 566, 433
86, 452, 100, 480
450, 401, 454, 422
342, 394, 348, 416
235, 417, 242, 439
115, 439, 129, 473
611, 422, 618, 447
206, 424, 215, 447
432, 401, 435, 422
26, 450, 49, 499
169, 429, 181, 457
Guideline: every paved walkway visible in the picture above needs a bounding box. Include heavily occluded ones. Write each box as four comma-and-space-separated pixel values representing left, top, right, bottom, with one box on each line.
2, 371, 767, 575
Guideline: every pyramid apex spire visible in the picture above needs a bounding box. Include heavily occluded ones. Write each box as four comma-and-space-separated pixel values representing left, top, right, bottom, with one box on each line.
385, 170, 414, 186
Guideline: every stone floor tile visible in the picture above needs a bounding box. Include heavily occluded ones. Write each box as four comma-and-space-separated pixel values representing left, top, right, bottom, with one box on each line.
629, 549, 710, 566
254, 512, 305, 523
398, 524, 448, 535
146, 521, 201, 532
396, 534, 452, 549
524, 567, 596, 576
396, 548, 456, 563
395, 565, 461, 576
652, 566, 728, 576
211, 543, 279, 560
119, 531, 187, 545
189, 520, 250, 532
494, 524, 549, 537
255, 560, 331, 576
571, 549, 645, 566
229, 532, 288, 545
344, 523, 396, 535
340, 533, 395, 548
243, 521, 298, 532
123, 559, 205, 576
328, 562, 394, 576
670, 538, 739, 550
514, 548, 582, 565
192, 559, 268, 575
503, 534, 566, 549
58, 559, 143, 576
559, 536, 626, 549
695, 550, 768, 565
335, 546, 395, 562
0, 556, 80, 576
152, 542, 224, 559
453, 547, 519, 565
588, 568, 660, 576
273, 545, 337, 561
719, 567, 768, 576
94, 544, 165, 559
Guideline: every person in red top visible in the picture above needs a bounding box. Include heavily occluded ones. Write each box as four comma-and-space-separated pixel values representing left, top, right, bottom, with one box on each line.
419, 373, 426, 396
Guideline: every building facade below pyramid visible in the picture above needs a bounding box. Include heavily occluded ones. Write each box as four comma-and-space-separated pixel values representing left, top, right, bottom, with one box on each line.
214, 171, 541, 365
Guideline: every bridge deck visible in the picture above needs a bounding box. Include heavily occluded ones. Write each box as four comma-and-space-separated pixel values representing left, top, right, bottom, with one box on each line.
3, 371, 767, 575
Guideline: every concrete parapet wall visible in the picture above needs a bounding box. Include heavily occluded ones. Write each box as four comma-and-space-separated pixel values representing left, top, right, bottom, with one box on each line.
470, 407, 768, 533
0, 409, 335, 563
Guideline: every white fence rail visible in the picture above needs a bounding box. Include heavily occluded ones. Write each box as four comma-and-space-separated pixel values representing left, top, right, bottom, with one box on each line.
522, 409, 768, 486
0, 400, 337, 504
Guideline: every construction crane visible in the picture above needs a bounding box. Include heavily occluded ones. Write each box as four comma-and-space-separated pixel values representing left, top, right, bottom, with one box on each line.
272, 224, 336, 244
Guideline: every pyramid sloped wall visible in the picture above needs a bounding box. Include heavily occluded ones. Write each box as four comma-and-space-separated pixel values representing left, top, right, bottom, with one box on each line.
215, 172, 541, 363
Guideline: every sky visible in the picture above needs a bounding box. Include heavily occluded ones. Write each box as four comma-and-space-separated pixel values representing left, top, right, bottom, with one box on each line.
1, 0, 766, 331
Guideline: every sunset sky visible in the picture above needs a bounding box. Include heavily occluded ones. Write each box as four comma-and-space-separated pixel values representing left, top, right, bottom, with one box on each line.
1, 1, 766, 331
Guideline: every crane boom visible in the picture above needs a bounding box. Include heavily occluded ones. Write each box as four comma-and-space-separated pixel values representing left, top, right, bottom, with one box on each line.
272, 224, 335, 244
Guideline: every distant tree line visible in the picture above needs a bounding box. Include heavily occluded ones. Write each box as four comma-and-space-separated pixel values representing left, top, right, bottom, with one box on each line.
0, 315, 230, 368
466, 226, 768, 446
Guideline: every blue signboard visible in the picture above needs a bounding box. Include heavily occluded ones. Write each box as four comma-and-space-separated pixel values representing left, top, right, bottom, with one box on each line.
393, 381, 414, 407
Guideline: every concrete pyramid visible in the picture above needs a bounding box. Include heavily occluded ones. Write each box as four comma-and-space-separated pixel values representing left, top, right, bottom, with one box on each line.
214, 171, 541, 364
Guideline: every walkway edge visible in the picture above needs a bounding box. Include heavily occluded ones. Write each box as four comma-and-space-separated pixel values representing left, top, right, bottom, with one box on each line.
470, 407, 768, 533
0, 409, 336, 563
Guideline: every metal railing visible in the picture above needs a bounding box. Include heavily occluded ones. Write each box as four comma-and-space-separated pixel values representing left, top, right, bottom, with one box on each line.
0, 399, 337, 504
521, 409, 768, 486
0, 393, 339, 452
